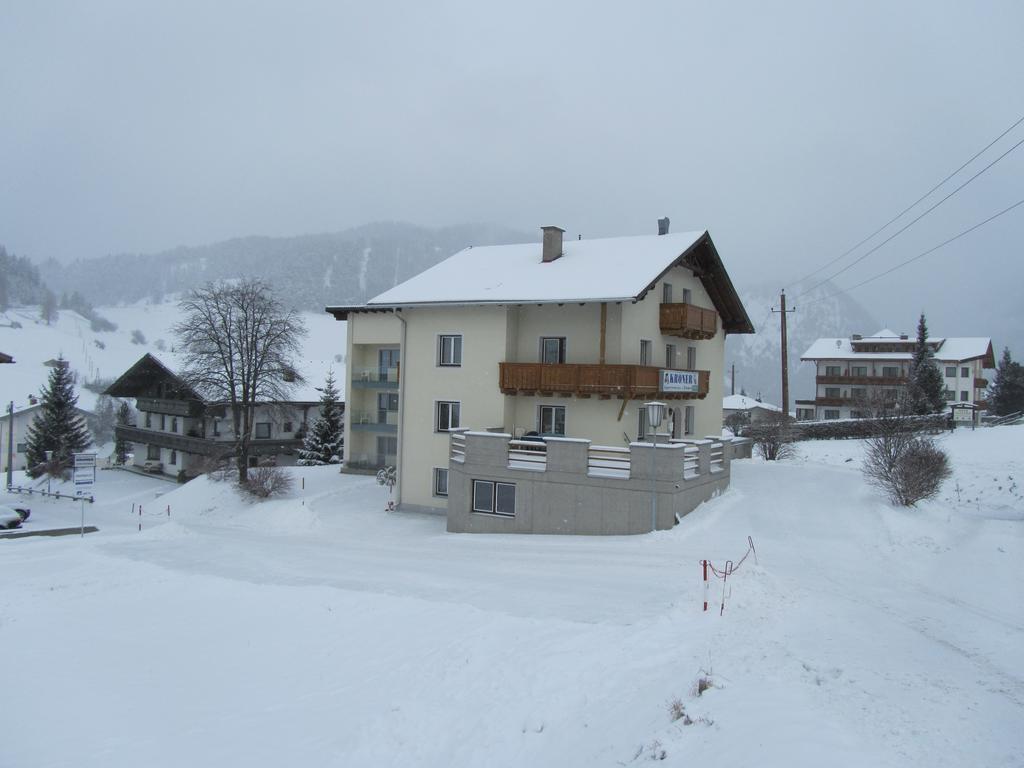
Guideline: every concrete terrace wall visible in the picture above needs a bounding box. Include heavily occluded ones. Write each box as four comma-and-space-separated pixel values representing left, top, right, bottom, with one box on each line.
447, 431, 751, 535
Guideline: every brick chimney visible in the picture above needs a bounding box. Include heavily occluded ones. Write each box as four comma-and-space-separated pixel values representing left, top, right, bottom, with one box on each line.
541, 226, 565, 263
658, 217, 670, 235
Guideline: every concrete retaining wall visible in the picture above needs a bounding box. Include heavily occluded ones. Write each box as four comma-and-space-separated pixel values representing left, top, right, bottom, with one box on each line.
446, 432, 751, 535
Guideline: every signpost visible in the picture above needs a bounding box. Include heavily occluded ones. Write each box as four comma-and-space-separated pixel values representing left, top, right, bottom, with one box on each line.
660, 369, 700, 394
73, 452, 96, 537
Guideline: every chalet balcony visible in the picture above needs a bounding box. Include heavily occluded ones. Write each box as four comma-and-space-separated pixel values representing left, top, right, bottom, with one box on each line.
816, 374, 908, 386
498, 363, 710, 399
115, 425, 303, 456
659, 303, 717, 340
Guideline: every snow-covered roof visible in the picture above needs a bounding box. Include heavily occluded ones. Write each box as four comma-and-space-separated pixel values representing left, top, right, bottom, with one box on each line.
722, 394, 781, 412
802, 333, 994, 365
366, 232, 704, 305
328, 230, 755, 333
106, 353, 331, 404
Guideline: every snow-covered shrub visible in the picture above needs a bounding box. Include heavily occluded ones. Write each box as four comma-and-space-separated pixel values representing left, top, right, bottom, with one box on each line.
748, 413, 796, 461
243, 462, 293, 499
863, 425, 951, 506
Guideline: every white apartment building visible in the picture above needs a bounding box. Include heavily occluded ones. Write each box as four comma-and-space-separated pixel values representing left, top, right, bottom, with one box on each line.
797, 329, 995, 420
328, 224, 753, 516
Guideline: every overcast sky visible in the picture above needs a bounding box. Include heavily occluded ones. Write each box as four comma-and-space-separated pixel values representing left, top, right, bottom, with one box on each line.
1, 1, 1022, 349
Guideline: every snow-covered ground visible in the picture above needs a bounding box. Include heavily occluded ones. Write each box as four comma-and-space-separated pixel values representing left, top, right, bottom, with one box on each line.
1, 426, 1022, 767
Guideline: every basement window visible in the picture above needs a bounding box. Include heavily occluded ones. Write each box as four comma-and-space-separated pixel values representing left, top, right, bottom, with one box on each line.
472, 480, 516, 517
433, 468, 449, 498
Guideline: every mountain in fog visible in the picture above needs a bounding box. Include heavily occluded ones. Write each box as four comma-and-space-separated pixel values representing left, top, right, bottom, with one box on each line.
42, 222, 535, 311
726, 281, 881, 409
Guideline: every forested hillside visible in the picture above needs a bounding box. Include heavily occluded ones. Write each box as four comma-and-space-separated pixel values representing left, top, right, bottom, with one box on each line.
43, 222, 534, 311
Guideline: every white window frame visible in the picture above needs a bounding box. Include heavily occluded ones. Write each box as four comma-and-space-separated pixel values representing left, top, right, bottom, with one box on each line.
684, 405, 695, 436
540, 337, 566, 364
472, 479, 516, 517
640, 339, 652, 366
687, 346, 697, 370
254, 422, 272, 439
538, 404, 566, 436
662, 282, 673, 304
665, 344, 676, 368
438, 334, 463, 367
824, 409, 841, 420
682, 287, 692, 305
637, 409, 647, 440
436, 401, 461, 432
433, 467, 449, 498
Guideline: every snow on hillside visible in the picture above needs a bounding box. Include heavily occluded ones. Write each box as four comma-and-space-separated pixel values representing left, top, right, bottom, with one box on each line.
0, 301, 346, 412
1, 425, 1021, 767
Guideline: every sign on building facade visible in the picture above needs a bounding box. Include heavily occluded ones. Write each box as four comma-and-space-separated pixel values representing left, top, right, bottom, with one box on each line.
660, 369, 700, 393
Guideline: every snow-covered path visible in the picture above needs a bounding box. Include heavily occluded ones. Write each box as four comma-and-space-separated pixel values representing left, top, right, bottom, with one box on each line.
1, 428, 1021, 766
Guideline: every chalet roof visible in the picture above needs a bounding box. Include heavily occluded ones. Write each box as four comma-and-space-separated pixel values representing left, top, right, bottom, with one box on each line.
722, 394, 781, 412
104, 353, 203, 400
327, 230, 754, 334
802, 334, 995, 366
103, 353, 332, 404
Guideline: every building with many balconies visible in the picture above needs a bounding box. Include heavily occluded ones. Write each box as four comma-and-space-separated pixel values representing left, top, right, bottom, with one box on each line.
797, 329, 995, 420
104, 354, 333, 478
327, 222, 753, 529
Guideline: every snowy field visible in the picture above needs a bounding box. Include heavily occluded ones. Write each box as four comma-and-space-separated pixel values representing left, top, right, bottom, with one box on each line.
1, 426, 1022, 767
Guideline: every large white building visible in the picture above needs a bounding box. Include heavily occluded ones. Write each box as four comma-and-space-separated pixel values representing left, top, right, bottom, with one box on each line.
797, 329, 995, 420
328, 224, 753, 519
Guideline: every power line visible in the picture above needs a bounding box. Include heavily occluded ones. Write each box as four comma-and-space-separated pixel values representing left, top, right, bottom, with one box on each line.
798, 197, 1024, 308
793, 133, 1024, 299
787, 112, 1024, 290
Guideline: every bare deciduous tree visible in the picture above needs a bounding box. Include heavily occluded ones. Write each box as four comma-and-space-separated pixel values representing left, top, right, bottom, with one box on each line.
174, 280, 306, 484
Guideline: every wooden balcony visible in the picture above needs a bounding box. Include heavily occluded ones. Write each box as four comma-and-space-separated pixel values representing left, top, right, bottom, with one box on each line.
974, 377, 989, 389
816, 375, 908, 386
659, 303, 717, 340
498, 363, 709, 399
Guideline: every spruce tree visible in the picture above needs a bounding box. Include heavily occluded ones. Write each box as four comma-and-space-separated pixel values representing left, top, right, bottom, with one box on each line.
906, 314, 946, 415
24, 358, 92, 474
297, 370, 344, 465
990, 347, 1024, 416
115, 400, 134, 465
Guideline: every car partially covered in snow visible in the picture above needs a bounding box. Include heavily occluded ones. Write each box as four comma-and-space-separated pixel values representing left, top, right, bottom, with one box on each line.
0, 505, 25, 529
0, 496, 30, 521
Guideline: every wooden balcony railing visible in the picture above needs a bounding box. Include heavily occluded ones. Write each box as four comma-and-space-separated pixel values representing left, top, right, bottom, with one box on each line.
498, 363, 710, 399
816, 375, 908, 386
659, 303, 717, 340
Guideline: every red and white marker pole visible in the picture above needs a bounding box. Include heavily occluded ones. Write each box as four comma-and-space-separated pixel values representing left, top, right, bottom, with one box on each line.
702, 559, 709, 612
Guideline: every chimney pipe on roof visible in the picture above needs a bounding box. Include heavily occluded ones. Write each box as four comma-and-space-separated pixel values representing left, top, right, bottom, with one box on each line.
658, 217, 670, 235
541, 226, 565, 263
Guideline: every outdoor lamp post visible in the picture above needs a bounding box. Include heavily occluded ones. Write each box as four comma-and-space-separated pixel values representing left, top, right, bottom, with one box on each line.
645, 401, 666, 532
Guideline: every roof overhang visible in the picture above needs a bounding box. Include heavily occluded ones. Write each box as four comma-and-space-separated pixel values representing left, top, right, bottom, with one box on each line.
326, 231, 755, 334
104, 353, 204, 400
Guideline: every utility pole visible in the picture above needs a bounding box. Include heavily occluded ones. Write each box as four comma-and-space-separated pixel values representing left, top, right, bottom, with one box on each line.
731, 364, 735, 396
771, 291, 796, 419
5, 401, 13, 489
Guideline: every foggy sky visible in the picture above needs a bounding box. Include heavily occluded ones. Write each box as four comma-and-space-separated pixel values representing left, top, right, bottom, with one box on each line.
1, 1, 1022, 350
